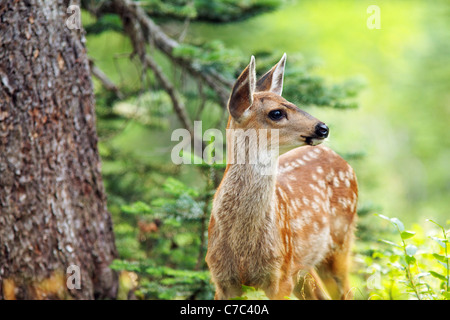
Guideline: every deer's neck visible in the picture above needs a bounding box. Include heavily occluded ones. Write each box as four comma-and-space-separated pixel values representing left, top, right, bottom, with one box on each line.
213, 127, 280, 232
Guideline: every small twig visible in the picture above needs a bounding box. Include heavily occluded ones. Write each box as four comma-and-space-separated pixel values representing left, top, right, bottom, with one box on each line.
93, 0, 232, 109
89, 59, 123, 99
144, 54, 193, 134
395, 224, 421, 300
194, 81, 207, 121
112, 52, 131, 87
116, 6, 208, 157
178, 16, 191, 43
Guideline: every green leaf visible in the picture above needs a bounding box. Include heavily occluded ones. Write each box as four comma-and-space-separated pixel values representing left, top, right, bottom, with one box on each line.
429, 271, 448, 282
390, 218, 405, 232
432, 253, 448, 262
405, 244, 417, 256
241, 285, 256, 293
401, 231, 416, 240
230, 296, 248, 300
376, 214, 391, 221
426, 219, 444, 230
417, 272, 430, 278
405, 255, 416, 265
389, 262, 405, 270
389, 254, 400, 263
375, 214, 404, 231
430, 236, 448, 249
380, 239, 402, 248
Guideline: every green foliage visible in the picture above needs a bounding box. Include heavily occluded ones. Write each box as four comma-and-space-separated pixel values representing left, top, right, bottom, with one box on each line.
231, 285, 270, 300
84, 14, 123, 34
111, 260, 214, 299
141, 0, 283, 22
283, 60, 363, 110
362, 215, 450, 300
142, 0, 197, 20
252, 51, 364, 110
108, 175, 215, 299
173, 40, 241, 77
112, 91, 173, 130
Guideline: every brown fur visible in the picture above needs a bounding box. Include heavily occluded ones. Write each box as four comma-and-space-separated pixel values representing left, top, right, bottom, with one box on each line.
205, 56, 358, 300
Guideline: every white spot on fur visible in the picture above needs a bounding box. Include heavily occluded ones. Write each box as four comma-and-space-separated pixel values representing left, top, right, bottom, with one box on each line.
331, 207, 337, 216
344, 179, 351, 188
291, 200, 297, 210
279, 188, 288, 202
309, 183, 321, 194
333, 176, 340, 187
327, 187, 333, 198
308, 151, 318, 159
318, 179, 326, 189
325, 169, 335, 182
291, 218, 304, 231
316, 166, 324, 174
302, 196, 310, 205
311, 201, 320, 212
338, 197, 351, 209
313, 194, 321, 203
346, 169, 353, 179
313, 221, 319, 232
321, 199, 330, 212
301, 210, 313, 225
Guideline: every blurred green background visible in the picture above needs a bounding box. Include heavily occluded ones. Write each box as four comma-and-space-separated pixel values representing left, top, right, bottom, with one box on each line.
83, 0, 450, 299
187, 0, 450, 224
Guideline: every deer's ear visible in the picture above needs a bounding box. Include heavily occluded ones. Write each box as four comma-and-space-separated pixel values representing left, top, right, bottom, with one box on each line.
228, 56, 256, 120
256, 53, 286, 96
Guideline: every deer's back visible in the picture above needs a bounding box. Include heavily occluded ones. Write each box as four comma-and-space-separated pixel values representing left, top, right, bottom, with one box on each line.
275, 145, 358, 269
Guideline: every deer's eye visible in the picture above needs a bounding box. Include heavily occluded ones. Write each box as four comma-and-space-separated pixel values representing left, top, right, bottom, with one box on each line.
268, 109, 285, 121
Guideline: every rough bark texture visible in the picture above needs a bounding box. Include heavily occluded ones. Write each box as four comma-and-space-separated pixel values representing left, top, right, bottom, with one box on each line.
0, 0, 118, 299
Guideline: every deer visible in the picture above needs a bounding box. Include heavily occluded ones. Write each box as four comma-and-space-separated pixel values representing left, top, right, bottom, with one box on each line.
205, 54, 358, 300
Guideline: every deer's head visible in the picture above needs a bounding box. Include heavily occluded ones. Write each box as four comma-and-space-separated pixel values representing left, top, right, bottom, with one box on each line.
227, 55, 329, 154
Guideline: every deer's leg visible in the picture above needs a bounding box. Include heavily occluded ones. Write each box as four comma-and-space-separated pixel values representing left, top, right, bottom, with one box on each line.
293, 270, 331, 300
317, 234, 354, 300
327, 247, 353, 300
214, 281, 243, 300
263, 270, 294, 300
265, 280, 294, 300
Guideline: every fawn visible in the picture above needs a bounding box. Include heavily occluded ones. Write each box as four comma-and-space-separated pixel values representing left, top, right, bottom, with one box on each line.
205, 54, 358, 300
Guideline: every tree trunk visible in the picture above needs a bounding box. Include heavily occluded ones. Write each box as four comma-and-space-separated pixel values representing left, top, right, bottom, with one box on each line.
0, 0, 118, 299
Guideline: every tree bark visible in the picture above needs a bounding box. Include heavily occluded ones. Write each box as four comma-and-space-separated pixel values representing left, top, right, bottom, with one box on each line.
0, 0, 118, 299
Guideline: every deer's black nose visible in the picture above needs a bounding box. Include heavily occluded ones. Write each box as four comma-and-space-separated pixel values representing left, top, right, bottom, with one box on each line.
315, 123, 329, 138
